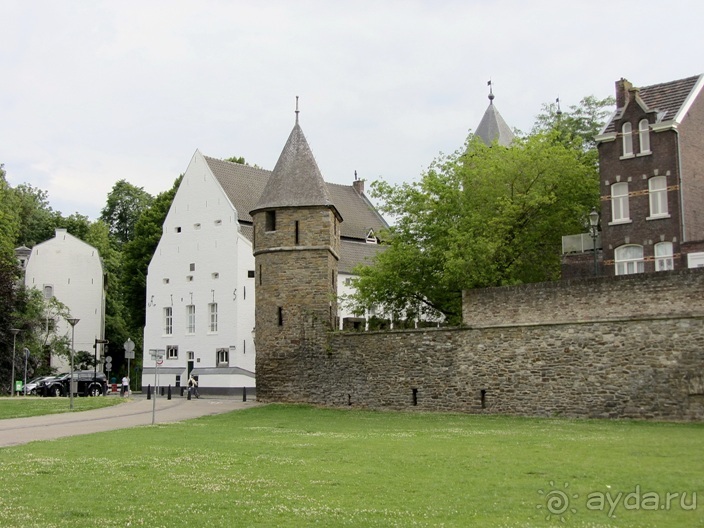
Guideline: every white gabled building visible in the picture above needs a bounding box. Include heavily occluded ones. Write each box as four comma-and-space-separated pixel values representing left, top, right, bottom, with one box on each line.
22, 228, 106, 372
142, 148, 387, 396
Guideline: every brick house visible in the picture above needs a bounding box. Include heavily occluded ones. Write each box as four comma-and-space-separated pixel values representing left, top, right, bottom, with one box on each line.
563, 74, 704, 278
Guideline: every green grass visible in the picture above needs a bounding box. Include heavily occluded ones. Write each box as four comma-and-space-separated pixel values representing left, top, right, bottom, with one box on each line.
0, 396, 125, 419
0, 404, 702, 527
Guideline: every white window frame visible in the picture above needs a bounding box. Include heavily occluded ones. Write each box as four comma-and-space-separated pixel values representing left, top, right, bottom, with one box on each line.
610, 182, 630, 223
615, 245, 644, 276
166, 345, 178, 360
186, 305, 196, 334
163, 307, 173, 336
648, 176, 668, 218
216, 347, 229, 366
621, 122, 633, 158
654, 242, 674, 272
638, 119, 651, 155
208, 303, 218, 333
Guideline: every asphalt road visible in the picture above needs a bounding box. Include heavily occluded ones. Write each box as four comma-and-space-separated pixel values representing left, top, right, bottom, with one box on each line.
0, 395, 260, 447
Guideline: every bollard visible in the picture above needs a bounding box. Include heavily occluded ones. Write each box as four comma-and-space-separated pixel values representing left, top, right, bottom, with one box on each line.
180, 386, 185, 397
187, 387, 191, 400
167, 385, 172, 400
242, 387, 247, 402
147, 384, 151, 400
160, 386, 165, 396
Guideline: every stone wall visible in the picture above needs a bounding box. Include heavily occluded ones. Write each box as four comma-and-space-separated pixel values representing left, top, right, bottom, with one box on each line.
259, 270, 704, 421
463, 268, 704, 327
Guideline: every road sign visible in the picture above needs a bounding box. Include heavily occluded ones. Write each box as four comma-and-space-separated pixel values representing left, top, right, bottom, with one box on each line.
124, 338, 135, 359
105, 356, 112, 363
156, 358, 164, 366
149, 349, 165, 360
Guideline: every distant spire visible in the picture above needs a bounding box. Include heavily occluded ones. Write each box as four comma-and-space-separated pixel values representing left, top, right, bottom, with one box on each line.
556, 96, 562, 117
295, 96, 300, 124
487, 79, 494, 104
354, 170, 358, 181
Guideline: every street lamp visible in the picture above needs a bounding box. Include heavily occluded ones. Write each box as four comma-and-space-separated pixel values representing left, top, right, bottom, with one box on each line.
66, 318, 80, 410
588, 207, 600, 276
10, 329, 20, 397
23, 348, 30, 396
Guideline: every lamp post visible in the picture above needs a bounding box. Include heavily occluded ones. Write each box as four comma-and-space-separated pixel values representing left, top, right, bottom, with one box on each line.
10, 329, 20, 397
23, 348, 30, 396
66, 318, 80, 410
588, 207, 600, 276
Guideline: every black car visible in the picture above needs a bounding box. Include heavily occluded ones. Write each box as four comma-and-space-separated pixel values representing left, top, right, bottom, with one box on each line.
38, 371, 107, 397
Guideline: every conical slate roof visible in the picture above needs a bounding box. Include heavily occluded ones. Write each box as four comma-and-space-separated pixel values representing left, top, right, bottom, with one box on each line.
475, 96, 514, 147
250, 120, 340, 219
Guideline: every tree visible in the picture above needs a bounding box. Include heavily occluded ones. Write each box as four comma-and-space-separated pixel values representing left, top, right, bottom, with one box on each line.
100, 180, 154, 245
350, 131, 599, 325
0, 165, 21, 391
122, 175, 182, 331
532, 95, 615, 152
11, 183, 60, 248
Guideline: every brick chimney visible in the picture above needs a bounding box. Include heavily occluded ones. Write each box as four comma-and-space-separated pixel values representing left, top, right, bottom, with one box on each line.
615, 78, 633, 109
352, 171, 364, 194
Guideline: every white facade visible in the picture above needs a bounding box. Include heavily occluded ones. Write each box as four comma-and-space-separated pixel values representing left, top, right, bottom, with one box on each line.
23, 229, 106, 372
142, 151, 257, 393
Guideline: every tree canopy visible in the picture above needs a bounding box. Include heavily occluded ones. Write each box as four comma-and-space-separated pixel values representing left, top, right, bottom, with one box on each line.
350, 130, 600, 325
100, 180, 154, 245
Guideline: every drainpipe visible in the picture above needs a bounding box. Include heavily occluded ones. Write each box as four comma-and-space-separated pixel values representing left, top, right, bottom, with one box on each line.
674, 128, 687, 243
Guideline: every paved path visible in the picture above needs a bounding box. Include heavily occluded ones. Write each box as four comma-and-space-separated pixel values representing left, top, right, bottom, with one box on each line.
0, 395, 260, 447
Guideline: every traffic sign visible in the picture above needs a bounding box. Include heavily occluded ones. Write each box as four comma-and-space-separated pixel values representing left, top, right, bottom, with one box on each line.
105, 356, 112, 363
124, 339, 135, 359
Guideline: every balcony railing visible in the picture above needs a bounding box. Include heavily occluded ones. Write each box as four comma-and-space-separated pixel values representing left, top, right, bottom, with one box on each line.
562, 233, 602, 254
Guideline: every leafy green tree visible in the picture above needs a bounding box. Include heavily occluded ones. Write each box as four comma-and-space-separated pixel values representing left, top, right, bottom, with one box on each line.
0, 165, 21, 391
100, 180, 154, 245
351, 131, 599, 325
532, 95, 615, 152
84, 220, 130, 360
122, 176, 182, 331
11, 183, 59, 248
10, 286, 71, 379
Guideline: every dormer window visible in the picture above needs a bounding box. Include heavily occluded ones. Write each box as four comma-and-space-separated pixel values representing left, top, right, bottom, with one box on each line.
366, 229, 377, 244
621, 122, 633, 158
638, 119, 651, 155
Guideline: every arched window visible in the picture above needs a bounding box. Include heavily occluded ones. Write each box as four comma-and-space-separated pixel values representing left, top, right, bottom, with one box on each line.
611, 182, 630, 222
639, 119, 650, 154
654, 242, 674, 271
622, 122, 633, 157
648, 176, 668, 217
615, 245, 644, 275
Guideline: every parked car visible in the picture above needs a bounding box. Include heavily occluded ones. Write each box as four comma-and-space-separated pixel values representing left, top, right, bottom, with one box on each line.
24, 375, 57, 395
38, 371, 107, 397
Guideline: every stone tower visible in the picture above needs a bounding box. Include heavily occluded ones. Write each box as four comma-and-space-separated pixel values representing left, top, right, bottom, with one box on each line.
250, 112, 343, 401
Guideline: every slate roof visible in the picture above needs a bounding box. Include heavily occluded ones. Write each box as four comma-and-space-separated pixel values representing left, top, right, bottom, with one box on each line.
339, 240, 385, 274
251, 122, 338, 216
204, 157, 388, 243
602, 74, 703, 134
475, 96, 514, 147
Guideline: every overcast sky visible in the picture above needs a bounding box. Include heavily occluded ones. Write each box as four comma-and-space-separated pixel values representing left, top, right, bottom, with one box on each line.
2, 0, 703, 220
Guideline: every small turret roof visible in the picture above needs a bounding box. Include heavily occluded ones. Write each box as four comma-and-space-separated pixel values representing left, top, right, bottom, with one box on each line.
250, 120, 340, 219
475, 89, 514, 147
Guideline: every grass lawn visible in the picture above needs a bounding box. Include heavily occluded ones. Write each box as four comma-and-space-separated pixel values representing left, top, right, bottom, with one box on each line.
0, 396, 125, 419
0, 404, 702, 527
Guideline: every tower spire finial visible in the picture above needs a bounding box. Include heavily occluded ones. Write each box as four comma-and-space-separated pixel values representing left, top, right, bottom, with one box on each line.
295, 96, 299, 124
556, 96, 562, 117
487, 79, 494, 104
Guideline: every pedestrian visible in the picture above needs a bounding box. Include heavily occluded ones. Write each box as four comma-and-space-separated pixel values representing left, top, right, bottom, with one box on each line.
187, 374, 199, 399
121, 375, 129, 397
